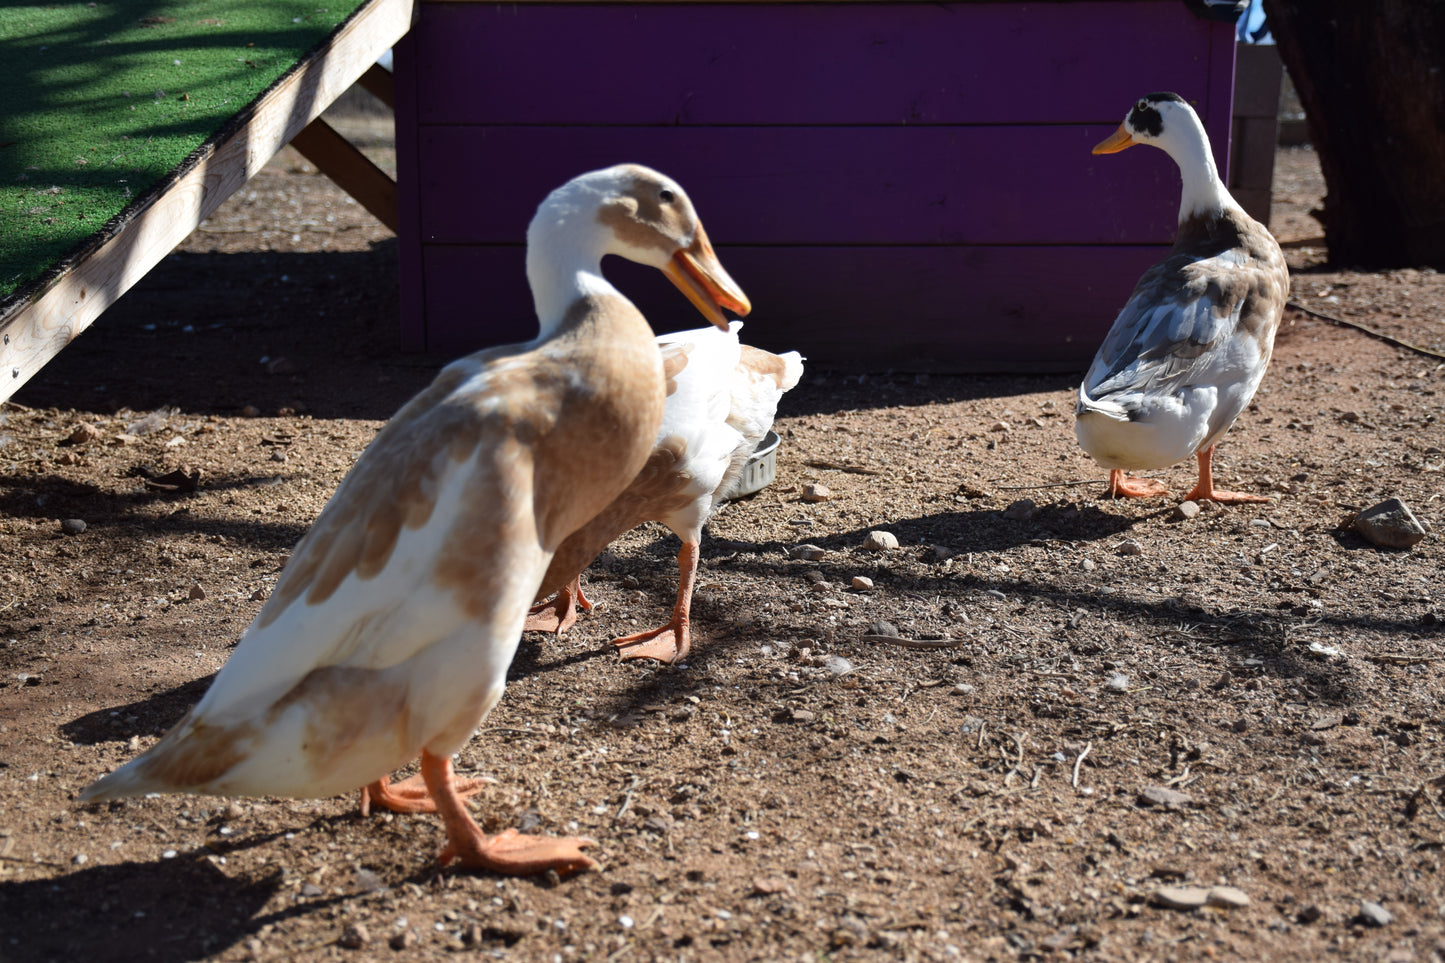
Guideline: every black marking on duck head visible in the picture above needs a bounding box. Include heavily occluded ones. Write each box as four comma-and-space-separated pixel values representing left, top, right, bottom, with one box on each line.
1127, 92, 1186, 138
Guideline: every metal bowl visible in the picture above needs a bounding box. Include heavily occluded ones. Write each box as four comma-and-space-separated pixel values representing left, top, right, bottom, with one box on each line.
720, 430, 780, 500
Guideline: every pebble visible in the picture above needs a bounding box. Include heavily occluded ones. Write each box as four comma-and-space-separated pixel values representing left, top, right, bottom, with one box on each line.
249, 589, 267, 602
801, 483, 834, 503
1153, 885, 1209, 910
1002, 498, 1036, 521
862, 531, 899, 552
1354, 497, 1427, 549
241, 405, 261, 418
823, 655, 853, 677
1358, 901, 1393, 927
1138, 786, 1195, 810
1171, 500, 1202, 521
788, 543, 827, 561
188, 582, 207, 601
60, 518, 87, 535
932, 544, 956, 561
301, 882, 324, 897
952, 683, 975, 696
1206, 886, 1251, 909
338, 923, 371, 949
867, 620, 900, 637
788, 709, 815, 724
73, 853, 88, 865
66, 423, 103, 446
850, 576, 874, 591
1080, 558, 1096, 572
1116, 539, 1143, 556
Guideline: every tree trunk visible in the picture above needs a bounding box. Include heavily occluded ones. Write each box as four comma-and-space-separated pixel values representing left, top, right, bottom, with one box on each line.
1262, 0, 1445, 268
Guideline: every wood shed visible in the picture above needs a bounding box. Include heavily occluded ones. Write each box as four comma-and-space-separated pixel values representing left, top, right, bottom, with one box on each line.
394, 0, 1239, 370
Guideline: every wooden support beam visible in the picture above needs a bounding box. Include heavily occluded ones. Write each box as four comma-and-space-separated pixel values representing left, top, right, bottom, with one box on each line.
291, 117, 398, 232
357, 63, 396, 109
0, 0, 417, 404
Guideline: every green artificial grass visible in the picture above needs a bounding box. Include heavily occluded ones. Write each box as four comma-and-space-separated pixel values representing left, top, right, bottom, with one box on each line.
0, 0, 370, 303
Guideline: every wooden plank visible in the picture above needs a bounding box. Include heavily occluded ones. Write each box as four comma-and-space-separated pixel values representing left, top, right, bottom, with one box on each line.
416, 243, 1165, 368
291, 117, 399, 231
415, 125, 1191, 247
411, 2, 1220, 127
357, 63, 396, 109
0, 0, 418, 404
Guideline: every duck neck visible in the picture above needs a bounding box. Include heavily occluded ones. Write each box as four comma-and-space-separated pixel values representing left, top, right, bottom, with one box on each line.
1164, 128, 1238, 224
526, 204, 619, 341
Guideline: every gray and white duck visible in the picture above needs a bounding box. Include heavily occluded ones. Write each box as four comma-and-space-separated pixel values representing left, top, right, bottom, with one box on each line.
1076, 92, 1290, 502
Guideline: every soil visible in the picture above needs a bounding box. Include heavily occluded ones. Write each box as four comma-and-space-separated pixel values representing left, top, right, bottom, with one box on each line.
2, 127, 1444, 963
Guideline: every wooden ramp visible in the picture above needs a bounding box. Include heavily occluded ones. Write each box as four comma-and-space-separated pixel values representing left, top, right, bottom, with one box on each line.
0, 0, 415, 405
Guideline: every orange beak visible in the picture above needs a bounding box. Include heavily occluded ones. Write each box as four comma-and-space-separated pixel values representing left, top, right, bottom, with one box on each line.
662, 222, 751, 330
1093, 124, 1137, 155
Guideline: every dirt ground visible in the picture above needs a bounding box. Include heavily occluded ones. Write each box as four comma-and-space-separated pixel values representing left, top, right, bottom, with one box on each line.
2, 112, 1444, 963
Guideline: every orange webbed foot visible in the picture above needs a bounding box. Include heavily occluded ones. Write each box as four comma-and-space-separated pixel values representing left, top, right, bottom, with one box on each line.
611, 623, 690, 664
524, 578, 592, 634
359, 772, 490, 816
1182, 484, 1275, 505
1105, 469, 1170, 499
439, 827, 598, 877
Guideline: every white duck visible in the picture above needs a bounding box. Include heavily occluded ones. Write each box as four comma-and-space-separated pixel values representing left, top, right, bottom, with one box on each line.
525, 322, 803, 664
80, 164, 751, 876
1076, 92, 1289, 502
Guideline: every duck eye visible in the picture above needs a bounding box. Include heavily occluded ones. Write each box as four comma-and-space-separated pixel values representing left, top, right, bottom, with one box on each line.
659, 188, 676, 204
1137, 99, 1148, 112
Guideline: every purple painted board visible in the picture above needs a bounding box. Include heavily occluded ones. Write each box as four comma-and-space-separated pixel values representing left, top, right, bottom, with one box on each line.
413, 2, 1225, 128
418, 244, 1167, 369
395, 31, 426, 351
416, 125, 1208, 247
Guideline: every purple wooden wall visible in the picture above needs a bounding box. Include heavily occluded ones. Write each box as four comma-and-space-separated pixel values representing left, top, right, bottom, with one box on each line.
396, 1, 1237, 370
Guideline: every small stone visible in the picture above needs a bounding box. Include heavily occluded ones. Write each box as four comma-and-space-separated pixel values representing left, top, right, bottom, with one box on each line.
1153, 885, 1210, 910
1358, 901, 1393, 927
989, 420, 1010, 432
823, 655, 853, 677
1116, 539, 1143, 556
1172, 500, 1202, 521
55, 451, 80, 465
788, 709, 815, 724
73, 853, 88, 865
952, 683, 975, 696
111, 433, 139, 446
1002, 498, 1036, 521
60, 518, 87, 535
788, 543, 826, 561
752, 876, 791, 896
801, 483, 834, 503
338, 923, 371, 948
1081, 558, 1096, 572
389, 930, 418, 950
240, 405, 261, 418
862, 530, 899, 552
188, 582, 206, 600
1354, 497, 1427, 549
1138, 786, 1195, 810
65, 423, 103, 446
850, 576, 874, 591
1206, 886, 1251, 909
867, 620, 900, 637
1297, 905, 1324, 924
249, 589, 267, 602
301, 882, 323, 897
931, 544, 956, 561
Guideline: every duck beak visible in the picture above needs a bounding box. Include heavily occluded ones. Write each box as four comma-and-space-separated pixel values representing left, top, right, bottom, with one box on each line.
663, 222, 751, 330
1093, 124, 1136, 155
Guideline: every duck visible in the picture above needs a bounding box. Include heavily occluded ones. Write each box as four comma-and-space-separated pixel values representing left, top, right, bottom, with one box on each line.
80, 164, 751, 876
525, 322, 803, 664
1075, 92, 1289, 502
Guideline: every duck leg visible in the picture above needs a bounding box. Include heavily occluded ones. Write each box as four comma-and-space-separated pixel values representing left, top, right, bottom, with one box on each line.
1183, 446, 1273, 504
359, 769, 491, 817
1106, 469, 1170, 499
523, 576, 593, 634
422, 750, 597, 876
611, 541, 698, 664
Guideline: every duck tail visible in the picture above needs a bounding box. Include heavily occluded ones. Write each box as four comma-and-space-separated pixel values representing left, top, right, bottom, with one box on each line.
1076, 383, 1130, 422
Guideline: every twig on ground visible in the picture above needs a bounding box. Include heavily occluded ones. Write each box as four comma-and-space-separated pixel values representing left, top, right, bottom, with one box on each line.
1072, 742, 1092, 789
1288, 300, 1445, 360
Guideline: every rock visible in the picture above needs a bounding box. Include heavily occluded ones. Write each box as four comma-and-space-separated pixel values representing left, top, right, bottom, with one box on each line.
389, 930, 418, 951
188, 582, 207, 600
1296, 904, 1324, 924
64, 423, 103, 446
240, 405, 261, 418
1354, 498, 1427, 549
867, 620, 900, 638
55, 451, 80, 466
1206, 886, 1251, 909
788, 709, 815, 724
801, 483, 834, 503
931, 544, 956, 561
862, 530, 899, 552
141, 467, 202, 493
1002, 498, 1036, 521
301, 882, 323, 897
952, 683, 975, 696
1358, 901, 1393, 927
989, 421, 1010, 432
338, 923, 371, 949
752, 876, 792, 896
850, 576, 874, 591
249, 589, 267, 602
1171, 500, 1202, 521
1138, 786, 1195, 810
823, 655, 853, 677
1116, 539, 1144, 556
1153, 885, 1209, 910
111, 433, 139, 446
788, 543, 827, 561
60, 518, 87, 535
1080, 558, 1096, 572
